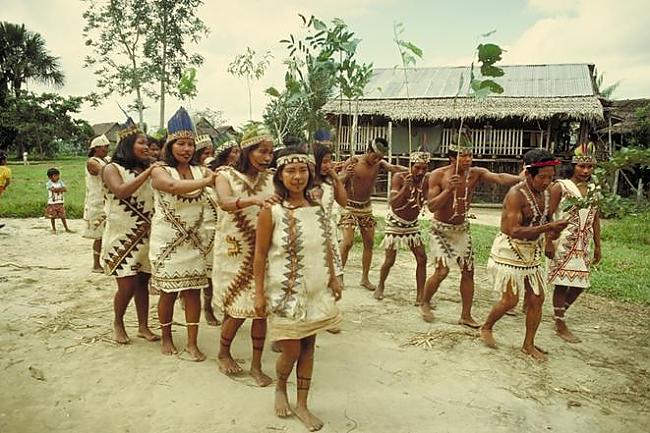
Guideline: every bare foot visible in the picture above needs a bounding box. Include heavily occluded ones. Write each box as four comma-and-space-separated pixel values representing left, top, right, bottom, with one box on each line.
326, 327, 341, 334
555, 324, 581, 343
113, 322, 131, 344
204, 307, 221, 326
250, 368, 273, 387
91, 267, 104, 274
161, 339, 178, 356
504, 308, 517, 317
137, 327, 161, 342
360, 280, 377, 291
294, 405, 324, 432
522, 345, 548, 362
420, 302, 434, 323
271, 341, 282, 353
373, 287, 384, 300
275, 389, 292, 418
217, 354, 243, 375
480, 328, 497, 348
183, 345, 206, 362
458, 317, 480, 329
65, 229, 75, 233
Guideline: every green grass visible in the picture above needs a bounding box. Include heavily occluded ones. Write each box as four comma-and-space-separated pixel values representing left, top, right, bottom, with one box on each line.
0, 158, 86, 218
364, 215, 650, 305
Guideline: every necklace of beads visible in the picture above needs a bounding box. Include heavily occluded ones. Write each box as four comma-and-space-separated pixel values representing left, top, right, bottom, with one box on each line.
452, 169, 471, 218
520, 181, 548, 226
394, 175, 426, 213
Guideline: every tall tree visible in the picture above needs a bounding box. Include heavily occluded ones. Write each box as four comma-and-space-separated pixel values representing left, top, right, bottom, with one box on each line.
82, 0, 152, 126
0, 22, 65, 103
144, 0, 208, 129
227, 47, 272, 121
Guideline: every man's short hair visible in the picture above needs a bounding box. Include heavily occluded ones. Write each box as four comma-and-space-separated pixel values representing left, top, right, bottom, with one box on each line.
47, 167, 60, 178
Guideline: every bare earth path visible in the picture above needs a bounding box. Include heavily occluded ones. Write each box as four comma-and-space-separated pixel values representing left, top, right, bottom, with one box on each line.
1, 219, 648, 433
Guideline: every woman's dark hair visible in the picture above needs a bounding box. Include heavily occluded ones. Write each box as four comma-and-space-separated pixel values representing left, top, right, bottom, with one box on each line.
236, 143, 258, 173
87, 147, 96, 157
312, 142, 332, 184
273, 147, 317, 205
191, 146, 212, 165
524, 148, 555, 177
46, 167, 60, 178
209, 146, 237, 171
162, 137, 198, 168
147, 136, 160, 148
111, 133, 150, 170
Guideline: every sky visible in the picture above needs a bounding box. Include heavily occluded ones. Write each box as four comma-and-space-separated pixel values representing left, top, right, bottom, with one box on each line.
4, 0, 649, 129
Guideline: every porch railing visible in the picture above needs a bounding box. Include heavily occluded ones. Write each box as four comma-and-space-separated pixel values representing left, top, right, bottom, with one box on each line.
337, 125, 389, 154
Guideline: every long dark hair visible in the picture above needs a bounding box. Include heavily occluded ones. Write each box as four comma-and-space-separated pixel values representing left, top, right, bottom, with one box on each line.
111, 133, 150, 170
236, 144, 258, 173
273, 147, 317, 205
312, 142, 332, 184
209, 146, 236, 171
162, 138, 198, 168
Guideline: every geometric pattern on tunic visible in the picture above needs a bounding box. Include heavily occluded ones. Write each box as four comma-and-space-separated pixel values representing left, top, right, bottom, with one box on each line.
153, 194, 206, 267
220, 208, 257, 311
275, 208, 304, 314
104, 192, 152, 275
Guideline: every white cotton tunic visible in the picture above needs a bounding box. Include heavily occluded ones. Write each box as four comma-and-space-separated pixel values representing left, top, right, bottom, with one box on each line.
320, 182, 344, 276
266, 203, 342, 341
212, 167, 274, 319
101, 163, 153, 277
547, 179, 598, 288
83, 156, 110, 239
149, 165, 209, 293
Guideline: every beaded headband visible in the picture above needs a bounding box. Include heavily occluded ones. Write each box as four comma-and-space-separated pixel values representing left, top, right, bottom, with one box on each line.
525, 160, 561, 169
166, 107, 195, 144
571, 142, 596, 164
241, 133, 274, 149
410, 151, 430, 164
195, 134, 212, 151
276, 153, 314, 168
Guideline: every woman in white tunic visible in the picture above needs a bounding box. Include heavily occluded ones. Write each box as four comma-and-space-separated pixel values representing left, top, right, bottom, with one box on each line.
102, 117, 159, 344
83, 134, 111, 273
150, 107, 215, 361
213, 123, 278, 386
546, 145, 601, 343
254, 148, 342, 432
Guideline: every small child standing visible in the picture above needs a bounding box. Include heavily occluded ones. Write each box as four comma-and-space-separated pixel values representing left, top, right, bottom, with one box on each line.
45, 167, 72, 233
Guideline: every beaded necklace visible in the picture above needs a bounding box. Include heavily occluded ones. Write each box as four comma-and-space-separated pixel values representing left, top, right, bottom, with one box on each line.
452, 169, 471, 218
394, 175, 426, 213
519, 181, 549, 226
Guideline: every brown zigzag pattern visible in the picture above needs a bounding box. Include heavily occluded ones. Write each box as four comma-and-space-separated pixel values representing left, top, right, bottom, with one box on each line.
277, 209, 304, 311
229, 168, 270, 196
221, 210, 257, 310
104, 193, 151, 274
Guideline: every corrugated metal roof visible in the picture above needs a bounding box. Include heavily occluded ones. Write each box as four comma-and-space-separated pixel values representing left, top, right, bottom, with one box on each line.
362, 64, 596, 99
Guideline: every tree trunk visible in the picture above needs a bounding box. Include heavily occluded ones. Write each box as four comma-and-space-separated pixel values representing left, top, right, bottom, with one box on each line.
158, 8, 168, 130
637, 176, 644, 206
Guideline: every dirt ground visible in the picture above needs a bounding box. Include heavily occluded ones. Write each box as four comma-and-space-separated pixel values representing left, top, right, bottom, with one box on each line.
1, 218, 649, 433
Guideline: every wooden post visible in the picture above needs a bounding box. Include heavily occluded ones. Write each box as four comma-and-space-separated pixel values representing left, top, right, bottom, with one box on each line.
387, 121, 393, 200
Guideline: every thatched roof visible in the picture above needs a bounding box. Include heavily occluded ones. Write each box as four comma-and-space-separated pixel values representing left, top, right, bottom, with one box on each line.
601, 98, 650, 134
91, 122, 120, 142
195, 117, 236, 140
324, 64, 604, 122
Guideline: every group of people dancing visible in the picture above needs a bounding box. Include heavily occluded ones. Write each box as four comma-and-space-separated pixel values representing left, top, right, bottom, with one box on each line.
81, 108, 601, 431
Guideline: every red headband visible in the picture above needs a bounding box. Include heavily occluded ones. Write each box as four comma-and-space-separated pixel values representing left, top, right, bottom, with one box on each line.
525, 159, 561, 169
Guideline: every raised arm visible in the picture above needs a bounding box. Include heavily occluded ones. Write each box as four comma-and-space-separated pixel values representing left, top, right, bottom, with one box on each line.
330, 173, 348, 207
151, 166, 214, 195
426, 171, 455, 212
478, 167, 522, 187
253, 207, 273, 316
380, 159, 408, 174
103, 163, 156, 200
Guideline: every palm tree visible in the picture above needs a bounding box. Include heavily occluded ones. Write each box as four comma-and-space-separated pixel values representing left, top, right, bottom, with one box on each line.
0, 22, 65, 101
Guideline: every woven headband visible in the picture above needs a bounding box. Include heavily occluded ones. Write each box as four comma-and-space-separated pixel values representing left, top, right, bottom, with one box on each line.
525, 160, 561, 169
276, 154, 314, 168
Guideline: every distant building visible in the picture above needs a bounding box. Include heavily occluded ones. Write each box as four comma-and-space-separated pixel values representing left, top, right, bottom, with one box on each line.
91, 122, 121, 144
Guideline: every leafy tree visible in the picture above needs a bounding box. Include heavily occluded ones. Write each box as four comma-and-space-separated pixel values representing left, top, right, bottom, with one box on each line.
0, 91, 93, 157
82, 0, 152, 126
0, 22, 65, 103
192, 107, 227, 127
227, 47, 272, 121
144, 0, 208, 129
596, 72, 621, 99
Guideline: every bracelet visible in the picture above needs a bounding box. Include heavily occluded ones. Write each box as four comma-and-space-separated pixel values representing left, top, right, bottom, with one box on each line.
235, 198, 241, 209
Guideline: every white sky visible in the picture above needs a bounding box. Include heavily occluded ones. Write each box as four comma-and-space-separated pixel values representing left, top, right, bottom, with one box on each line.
4, 0, 649, 129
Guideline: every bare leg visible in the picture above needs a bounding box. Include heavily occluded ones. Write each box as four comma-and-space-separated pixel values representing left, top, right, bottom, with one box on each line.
294, 335, 324, 431
420, 262, 449, 322
275, 339, 300, 418
61, 218, 73, 232
553, 285, 580, 343
50, 218, 56, 233
134, 273, 159, 341
218, 314, 245, 375
359, 225, 376, 291
158, 291, 178, 355
521, 282, 547, 361
202, 280, 220, 326
113, 276, 137, 344
339, 226, 355, 268
92, 239, 103, 272
375, 248, 396, 300
565, 286, 584, 310
411, 244, 427, 306
183, 289, 206, 361
480, 284, 518, 349
250, 318, 272, 387
458, 266, 479, 328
